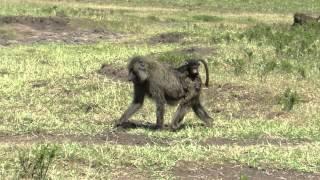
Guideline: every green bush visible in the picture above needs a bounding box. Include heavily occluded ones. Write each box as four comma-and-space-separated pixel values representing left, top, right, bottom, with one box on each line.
259, 60, 277, 79
278, 88, 299, 111
17, 144, 58, 180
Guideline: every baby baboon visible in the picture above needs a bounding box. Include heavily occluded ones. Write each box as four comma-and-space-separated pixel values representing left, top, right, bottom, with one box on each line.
116, 56, 212, 130
175, 59, 209, 87
171, 59, 212, 130
116, 56, 186, 129
293, 13, 320, 26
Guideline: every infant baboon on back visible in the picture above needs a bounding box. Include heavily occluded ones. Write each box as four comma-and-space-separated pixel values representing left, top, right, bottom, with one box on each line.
172, 59, 212, 130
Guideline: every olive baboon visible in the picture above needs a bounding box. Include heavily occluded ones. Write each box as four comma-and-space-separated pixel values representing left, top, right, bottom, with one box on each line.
171, 59, 212, 130
116, 56, 212, 129
293, 13, 320, 26
116, 56, 186, 129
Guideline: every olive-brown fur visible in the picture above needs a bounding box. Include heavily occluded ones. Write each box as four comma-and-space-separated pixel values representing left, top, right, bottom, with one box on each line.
116, 56, 212, 130
172, 59, 212, 130
116, 56, 185, 129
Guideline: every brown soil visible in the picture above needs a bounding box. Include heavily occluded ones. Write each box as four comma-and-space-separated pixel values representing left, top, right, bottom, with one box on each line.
0, 68, 10, 76
173, 161, 320, 180
113, 166, 151, 180
0, 15, 122, 45
0, 131, 168, 146
149, 32, 186, 44
0, 130, 307, 147
205, 83, 287, 119
97, 63, 128, 81
157, 46, 216, 59
0, 16, 70, 30
180, 46, 215, 57
30, 80, 49, 88
200, 137, 310, 146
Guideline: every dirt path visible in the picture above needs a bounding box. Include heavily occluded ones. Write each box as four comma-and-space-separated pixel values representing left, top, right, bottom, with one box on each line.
173, 161, 320, 180
0, 131, 169, 146
0, 130, 311, 147
0, 15, 123, 45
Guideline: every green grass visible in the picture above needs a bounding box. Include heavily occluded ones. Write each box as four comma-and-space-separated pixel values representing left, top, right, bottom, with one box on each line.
0, 0, 320, 178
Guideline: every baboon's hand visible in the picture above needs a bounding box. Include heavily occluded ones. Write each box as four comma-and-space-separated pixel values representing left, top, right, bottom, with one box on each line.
205, 118, 213, 127
155, 124, 165, 130
114, 119, 127, 127
170, 124, 181, 131
114, 120, 138, 129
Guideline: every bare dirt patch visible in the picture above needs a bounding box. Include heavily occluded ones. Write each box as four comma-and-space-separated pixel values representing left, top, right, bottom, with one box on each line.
158, 46, 216, 59
205, 83, 287, 119
0, 16, 122, 45
30, 80, 49, 88
0, 68, 10, 76
113, 166, 151, 180
200, 137, 310, 146
0, 131, 168, 146
149, 32, 187, 44
173, 161, 320, 180
180, 46, 215, 57
97, 63, 128, 81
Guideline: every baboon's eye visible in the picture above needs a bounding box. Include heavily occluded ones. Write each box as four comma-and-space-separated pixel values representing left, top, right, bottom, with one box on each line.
139, 62, 145, 69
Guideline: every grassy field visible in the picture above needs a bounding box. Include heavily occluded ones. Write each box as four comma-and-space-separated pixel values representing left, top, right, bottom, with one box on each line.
0, 0, 320, 179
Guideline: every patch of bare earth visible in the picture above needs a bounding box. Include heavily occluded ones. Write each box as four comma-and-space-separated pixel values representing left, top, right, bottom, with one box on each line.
180, 46, 216, 57
158, 46, 216, 58
0, 131, 168, 146
173, 161, 320, 180
97, 63, 128, 81
205, 83, 287, 119
200, 137, 310, 146
113, 166, 151, 180
0, 16, 122, 45
149, 32, 187, 44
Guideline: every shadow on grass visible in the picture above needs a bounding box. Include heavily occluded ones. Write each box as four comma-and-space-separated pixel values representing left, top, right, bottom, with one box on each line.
115, 119, 208, 131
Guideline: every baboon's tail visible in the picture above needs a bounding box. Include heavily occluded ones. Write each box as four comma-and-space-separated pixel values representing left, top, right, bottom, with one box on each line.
198, 59, 210, 87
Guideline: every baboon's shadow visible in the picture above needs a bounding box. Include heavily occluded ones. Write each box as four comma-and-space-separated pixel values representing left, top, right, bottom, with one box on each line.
116, 120, 166, 130
115, 120, 205, 131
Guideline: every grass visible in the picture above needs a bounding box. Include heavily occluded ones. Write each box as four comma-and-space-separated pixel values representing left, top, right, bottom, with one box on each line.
0, 0, 320, 178
17, 144, 58, 179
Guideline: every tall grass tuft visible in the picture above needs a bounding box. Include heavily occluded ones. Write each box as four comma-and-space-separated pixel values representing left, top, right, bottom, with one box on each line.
17, 144, 58, 180
278, 88, 299, 111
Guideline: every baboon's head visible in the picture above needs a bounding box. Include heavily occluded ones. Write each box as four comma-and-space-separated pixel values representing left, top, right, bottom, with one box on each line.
185, 59, 201, 77
128, 56, 149, 83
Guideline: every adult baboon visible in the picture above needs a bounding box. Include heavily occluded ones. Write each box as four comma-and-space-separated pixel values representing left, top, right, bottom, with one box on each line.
116, 56, 212, 130
116, 56, 186, 129
293, 13, 320, 26
171, 59, 212, 130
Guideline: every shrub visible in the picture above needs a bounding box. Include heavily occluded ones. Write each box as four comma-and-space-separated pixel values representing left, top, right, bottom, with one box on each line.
17, 144, 58, 180
278, 88, 299, 111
